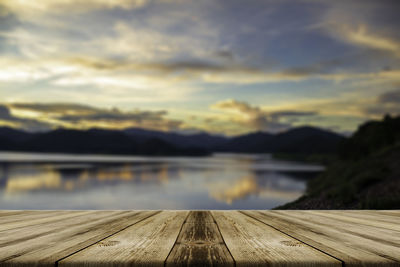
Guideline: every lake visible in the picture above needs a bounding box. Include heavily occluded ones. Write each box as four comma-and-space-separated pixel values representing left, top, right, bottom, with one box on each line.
0, 152, 324, 209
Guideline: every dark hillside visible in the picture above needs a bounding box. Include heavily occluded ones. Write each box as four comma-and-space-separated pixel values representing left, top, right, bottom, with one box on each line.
0, 128, 210, 156
278, 115, 400, 209
218, 126, 343, 155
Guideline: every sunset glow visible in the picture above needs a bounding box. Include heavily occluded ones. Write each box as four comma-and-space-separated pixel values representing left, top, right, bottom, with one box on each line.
1, 0, 399, 135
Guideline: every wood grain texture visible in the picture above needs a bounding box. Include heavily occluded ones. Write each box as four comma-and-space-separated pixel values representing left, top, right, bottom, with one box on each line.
0, 210, 37, 218
0, 210, 399, 266
275, 211, 400, 261
363, 210, 400, 217
243, 210, 400, 267
309, 210, 400, 232
0, 210, 158, 267
0, 210, 91, 232
0, 210, 67, 224
166, 211, 234, 267
213, 211, 340, 267
60, 210, 188, 267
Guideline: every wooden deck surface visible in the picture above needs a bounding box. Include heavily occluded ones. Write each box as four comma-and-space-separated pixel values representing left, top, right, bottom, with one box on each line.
0, 210, 399, 266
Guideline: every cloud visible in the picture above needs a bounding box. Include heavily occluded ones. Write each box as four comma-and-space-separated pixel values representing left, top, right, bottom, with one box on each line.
0, 0, 398, 137
0, 56, 200, 103
3, 103, 183, 132
314, 1, 400, 58
377, 89, 400, 104
2, 100, 325, 135
0, 0, 149, 18
2, 54, 369, 108
269, 111, 317, 121
55, 56, 315, 85
0, 105, 52, 131
212, 99, 277, 131
2, 14, 399, 100
213, 99, 263, 116
334, 24, 400, 57
10, 103, 97, 114
364, 88, 400, 116
211, 99, 317, 133
57, 109, 172, 125
347, 25, 400, 54
3, 14, 395, 93
63, 56, 233, 74
0, 105, 10, 118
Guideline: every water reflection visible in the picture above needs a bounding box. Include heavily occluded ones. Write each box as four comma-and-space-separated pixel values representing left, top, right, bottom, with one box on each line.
0, 153, 323, 209
209, 173, 305, 205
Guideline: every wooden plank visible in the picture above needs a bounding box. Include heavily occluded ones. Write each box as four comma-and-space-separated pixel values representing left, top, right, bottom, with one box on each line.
0, 210, 399, 266
244, 210, 400, 267
0, 210, 158, 267
330, 210, 400, 222
0, 210, 69, 225
295, 211, 400, 239
60, 210, 188, 267
274, 211, 400, 255
166, 211, 234, 267
363, 210, 400, 217
0, 210, 92, 232
334, 210, 400, 219
0, 210, 37, 218
213, 211, 340, 267
0, 211, 119, 244
309, 210, 400, 232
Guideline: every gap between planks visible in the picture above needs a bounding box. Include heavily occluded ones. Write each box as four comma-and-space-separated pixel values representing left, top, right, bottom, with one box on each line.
59, 211, 341, 266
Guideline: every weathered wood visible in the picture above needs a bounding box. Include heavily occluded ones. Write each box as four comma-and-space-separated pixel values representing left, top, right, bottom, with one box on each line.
274, 211, 400, 259
243, 210, 400, 267
309, 210, 400, 232
166, 211, 234, 267
0, 210, 68, 225
289, 211, 400, 244
0, 211, 119, 245
0, 210, 399, 266
0, 210, 37, 218
0, 210, 158, 267
213, 211, 340, 266
0, 210, 92, 232
60, 211, 188, 267
364, 210, 400, 217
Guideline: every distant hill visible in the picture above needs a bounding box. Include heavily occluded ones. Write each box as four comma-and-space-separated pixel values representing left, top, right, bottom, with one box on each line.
215, 131, 274, 153
23, 129, 140, 154
0, 125, 344, 156
278, 115, 400, 209
124, 128, 229, 149
218, 126, 343, 154
0, 127, 209, 156
0, 127, 34, 141
0, 127, 35, 150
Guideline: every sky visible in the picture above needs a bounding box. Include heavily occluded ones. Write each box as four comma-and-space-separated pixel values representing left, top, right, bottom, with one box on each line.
0, 0, 399, 136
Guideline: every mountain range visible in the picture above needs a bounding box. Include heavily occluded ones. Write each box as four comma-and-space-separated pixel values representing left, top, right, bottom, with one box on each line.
0, 126, 344, 156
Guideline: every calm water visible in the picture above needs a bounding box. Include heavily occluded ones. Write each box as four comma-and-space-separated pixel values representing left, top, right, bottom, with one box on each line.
0, 152, 324, 209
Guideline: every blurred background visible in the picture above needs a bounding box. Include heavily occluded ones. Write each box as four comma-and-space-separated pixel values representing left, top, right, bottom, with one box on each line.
0, 0, 399, 209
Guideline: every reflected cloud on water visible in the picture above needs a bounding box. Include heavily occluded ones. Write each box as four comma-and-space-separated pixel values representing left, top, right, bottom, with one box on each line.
209, 173, 304, 205
0, 153, 321, 209
1, 163, 180, 193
